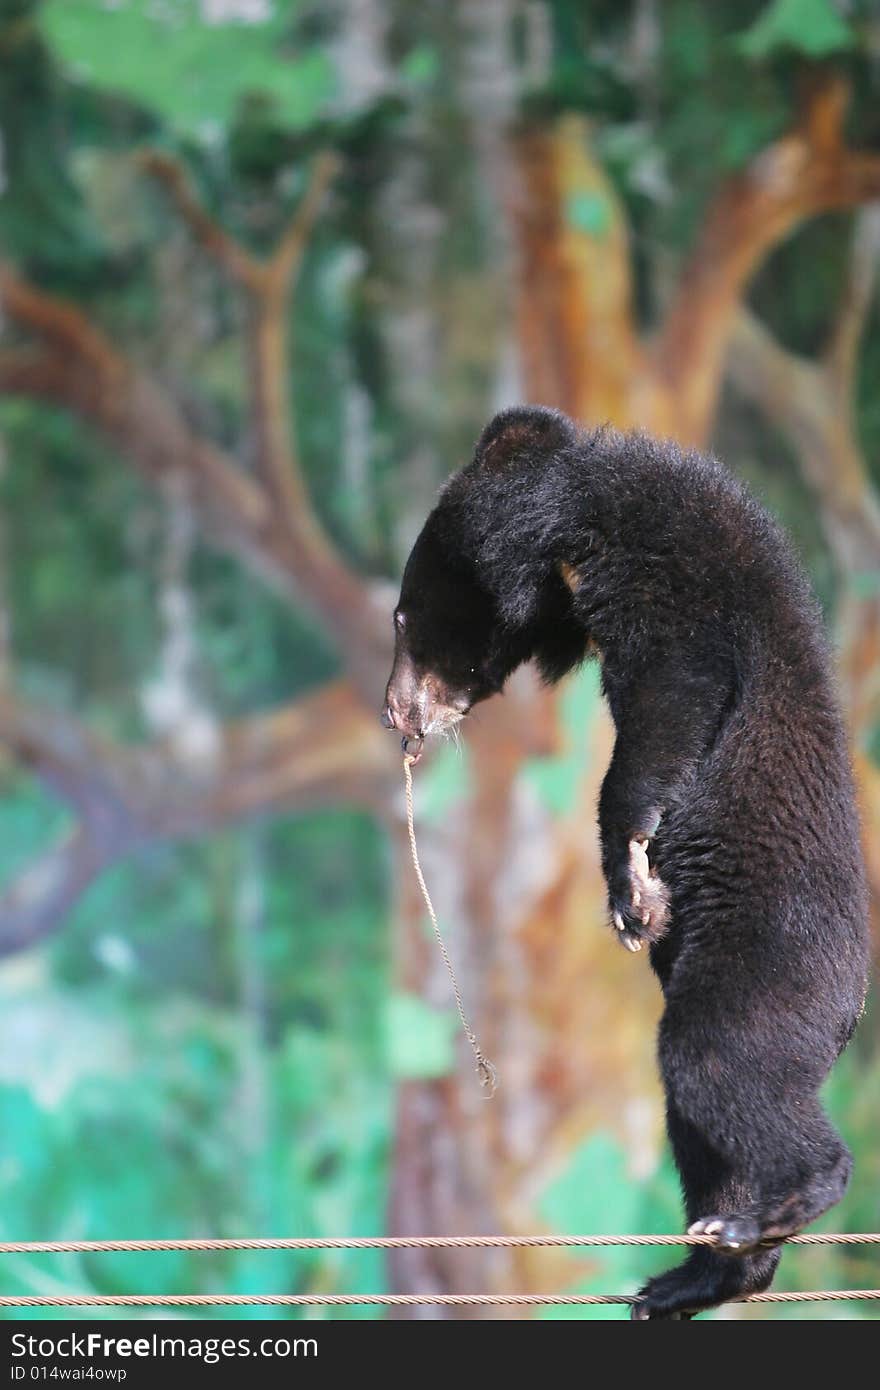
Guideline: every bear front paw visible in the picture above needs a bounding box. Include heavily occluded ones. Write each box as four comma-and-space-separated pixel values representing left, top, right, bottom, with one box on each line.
609, 836, 670, 953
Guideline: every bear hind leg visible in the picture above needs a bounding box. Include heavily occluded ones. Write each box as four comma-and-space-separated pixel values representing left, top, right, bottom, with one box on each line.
631, 1104, 779, 1320
759, 1142, 852, 1240
689, 1121, 852, 1256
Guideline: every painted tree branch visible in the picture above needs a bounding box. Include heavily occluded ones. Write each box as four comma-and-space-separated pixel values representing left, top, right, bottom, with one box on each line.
729, 303, 880, 769
0, 680, 389, 956
141, 680, 389, 837
0, 691, 147, 956
0, 151, 390, 955
0, 825, 110, 959
236, 157, 371, 640
139, 149, 337, 295
726, 211, 880, 925
0, 693, 138, 832
727, 314, 880, 574
136, 149, 386, 685
656, 75, 880, 445
269, 151, 339, 290
141, 149, 332, 510
825, 206, 880, 391
509, 79, 880, 450
0, 265, 269, 535
0, 263, 389, 694
138, 150, 264, 289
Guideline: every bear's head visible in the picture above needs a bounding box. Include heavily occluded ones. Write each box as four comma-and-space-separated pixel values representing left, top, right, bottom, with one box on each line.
382, 405, 586, 757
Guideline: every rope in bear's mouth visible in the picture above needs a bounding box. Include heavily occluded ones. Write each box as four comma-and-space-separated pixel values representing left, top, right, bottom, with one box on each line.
403, 751, 497, 1097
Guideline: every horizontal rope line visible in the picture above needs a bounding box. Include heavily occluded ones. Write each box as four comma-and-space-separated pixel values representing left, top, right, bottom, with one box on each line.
0, 1232, 877, 1254
0, 1291, 877, 1307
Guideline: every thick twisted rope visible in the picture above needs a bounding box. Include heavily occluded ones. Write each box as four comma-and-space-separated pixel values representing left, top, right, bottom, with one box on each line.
1, 1232, 877, 1307
0, 1232, 877, 1253
0, 1291, 876, 1307
403, 753, 497, 1095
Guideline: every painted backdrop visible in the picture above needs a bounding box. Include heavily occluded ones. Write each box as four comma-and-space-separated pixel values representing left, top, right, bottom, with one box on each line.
0, 0, 878, 1319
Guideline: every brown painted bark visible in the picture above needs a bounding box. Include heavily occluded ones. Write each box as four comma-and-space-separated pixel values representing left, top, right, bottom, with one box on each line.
511, 114, 644, 423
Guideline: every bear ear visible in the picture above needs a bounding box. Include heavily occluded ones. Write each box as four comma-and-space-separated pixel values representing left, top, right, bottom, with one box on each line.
474, 406, 577, 470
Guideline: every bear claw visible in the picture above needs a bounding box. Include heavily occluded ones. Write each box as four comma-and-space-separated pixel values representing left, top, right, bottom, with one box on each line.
613, 910, 642, 951
608, 837, 670, 952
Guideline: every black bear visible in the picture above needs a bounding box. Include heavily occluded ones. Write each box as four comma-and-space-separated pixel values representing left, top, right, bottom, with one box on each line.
382, 406, 870, 1319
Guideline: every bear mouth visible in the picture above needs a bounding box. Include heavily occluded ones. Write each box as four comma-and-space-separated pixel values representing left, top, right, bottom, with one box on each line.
398, 705, 469, 762
384, 686, 470, 762
401, 734, 423, 763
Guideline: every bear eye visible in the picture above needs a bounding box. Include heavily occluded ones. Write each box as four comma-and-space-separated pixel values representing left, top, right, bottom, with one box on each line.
394, 611, 406, 630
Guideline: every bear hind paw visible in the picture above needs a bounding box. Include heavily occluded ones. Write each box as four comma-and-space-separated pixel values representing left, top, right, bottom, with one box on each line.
688, 1214, 772, 1256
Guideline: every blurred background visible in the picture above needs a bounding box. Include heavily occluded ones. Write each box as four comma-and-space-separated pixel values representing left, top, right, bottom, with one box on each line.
0, 0, 877, 1321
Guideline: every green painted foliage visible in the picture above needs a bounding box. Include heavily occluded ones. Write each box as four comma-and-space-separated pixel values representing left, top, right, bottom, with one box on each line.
525, 665, 601, 818
385, 994, 456, 1081
40, 0, 335, 133
565, 190, 612, 238
737, 0, 856, 60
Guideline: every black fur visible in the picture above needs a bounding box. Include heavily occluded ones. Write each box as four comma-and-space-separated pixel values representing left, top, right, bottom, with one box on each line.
383, 406, 870, 1319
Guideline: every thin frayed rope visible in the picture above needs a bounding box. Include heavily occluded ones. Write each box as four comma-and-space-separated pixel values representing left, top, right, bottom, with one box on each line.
0, 1291, 876, 1307
0, 1232, 877, 1253
403, 752, 497, 1096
